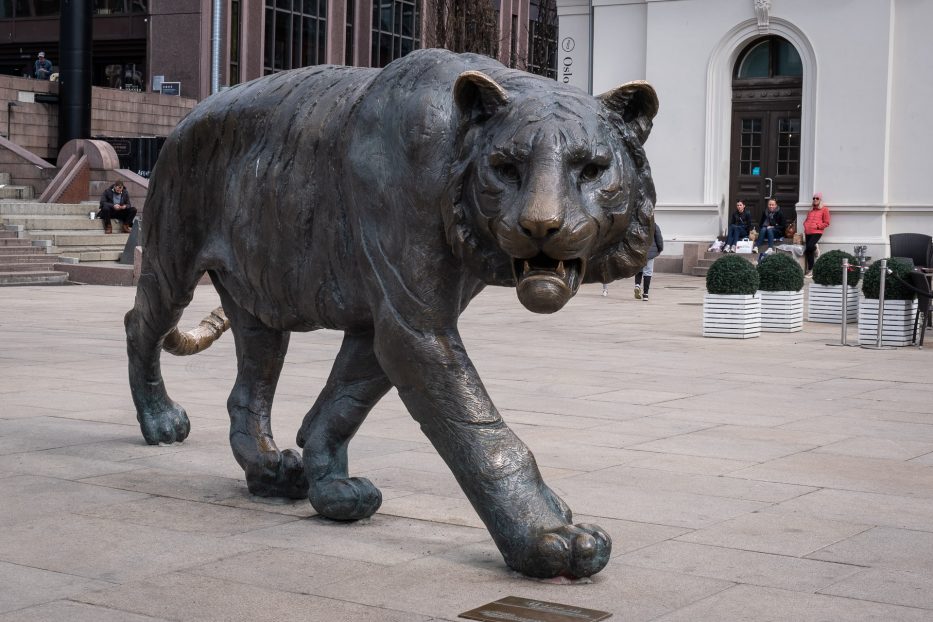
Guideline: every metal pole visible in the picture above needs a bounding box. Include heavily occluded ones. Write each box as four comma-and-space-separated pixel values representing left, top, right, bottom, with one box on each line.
211, 0, 223, 95
59, 0, 93, 149
840, 259, 849, 343
862, 259, 893, 350
875, 259, 887, 347
828, 259, 853, 347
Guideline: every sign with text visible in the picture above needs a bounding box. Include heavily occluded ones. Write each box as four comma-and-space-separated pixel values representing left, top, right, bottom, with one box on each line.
557, 9, 592, 93
160, 82, 181, 96
460, 596, 612, 622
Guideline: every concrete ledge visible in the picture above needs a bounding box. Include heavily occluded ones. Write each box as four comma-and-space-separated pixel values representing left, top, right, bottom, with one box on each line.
55, 261, 134, 286
654, 255, 683, 273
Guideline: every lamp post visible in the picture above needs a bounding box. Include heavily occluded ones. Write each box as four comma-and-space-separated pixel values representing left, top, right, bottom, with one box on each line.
59, 0, 93, 150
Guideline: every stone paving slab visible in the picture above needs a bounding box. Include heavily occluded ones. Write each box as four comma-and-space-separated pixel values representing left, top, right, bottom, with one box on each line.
1, 276, 933, 620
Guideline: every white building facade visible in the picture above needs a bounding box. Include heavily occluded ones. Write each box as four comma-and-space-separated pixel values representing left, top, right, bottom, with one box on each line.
557, 0, 933, 260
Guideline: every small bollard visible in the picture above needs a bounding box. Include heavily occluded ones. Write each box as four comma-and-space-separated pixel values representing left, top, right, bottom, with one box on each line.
828, 259, 854, 347
862, 258, 893, 350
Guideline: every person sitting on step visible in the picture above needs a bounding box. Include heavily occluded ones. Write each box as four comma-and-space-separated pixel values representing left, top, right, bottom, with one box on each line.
98, 180, 136, 234
724, 199, 753, 252
753, 198, 786, 257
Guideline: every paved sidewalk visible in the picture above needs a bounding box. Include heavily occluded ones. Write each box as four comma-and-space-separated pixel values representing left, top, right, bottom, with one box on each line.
1, 275, 932, 621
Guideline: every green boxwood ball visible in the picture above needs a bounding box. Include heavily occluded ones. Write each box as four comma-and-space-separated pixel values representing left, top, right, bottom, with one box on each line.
706, 254, 759, 295
757, 252, 804, 292
812, 249, 861, 287
862, 258, 916, 300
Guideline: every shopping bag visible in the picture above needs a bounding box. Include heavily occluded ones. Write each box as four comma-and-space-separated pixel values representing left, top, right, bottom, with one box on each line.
735, 238, 753, 253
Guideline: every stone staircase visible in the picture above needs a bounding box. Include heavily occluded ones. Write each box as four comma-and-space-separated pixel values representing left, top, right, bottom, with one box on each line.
0, 225, 68, 285
0, 200, 130, 262
691, 249, 758, 277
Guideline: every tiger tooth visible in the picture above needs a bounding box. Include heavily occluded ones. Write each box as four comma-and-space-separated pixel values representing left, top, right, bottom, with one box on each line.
557, 261, 566, 277
523, 260, 531, 274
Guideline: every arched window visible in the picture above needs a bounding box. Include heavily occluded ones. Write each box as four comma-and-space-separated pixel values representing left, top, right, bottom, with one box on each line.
735, 36, 802, 80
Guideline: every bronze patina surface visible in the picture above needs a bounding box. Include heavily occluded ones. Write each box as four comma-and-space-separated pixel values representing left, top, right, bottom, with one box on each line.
125, 49, 657, 579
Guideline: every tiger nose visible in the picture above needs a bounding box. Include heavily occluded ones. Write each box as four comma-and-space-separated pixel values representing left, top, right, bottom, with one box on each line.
519, 205, 563, 239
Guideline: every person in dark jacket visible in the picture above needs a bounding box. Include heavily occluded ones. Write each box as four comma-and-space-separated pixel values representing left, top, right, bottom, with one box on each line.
34, 51, 52, 80
753, 199, 786, 255
98, 180, 137, 234
634, 223, 663, 301
724, 200, 753, 252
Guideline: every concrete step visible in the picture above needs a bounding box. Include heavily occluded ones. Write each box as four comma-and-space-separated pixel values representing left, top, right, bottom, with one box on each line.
692, 266, 709, 277
0, 246, 45, 255
0, 254, 61, 264
0, 270, 69, 285
29, 231, 129, 246
0, 238, 32, 247
0, 202, 92, 216
0, 261, 57, 272
2, 215, 113, 231
57, 248, 124, 262
0, 186, 34, 200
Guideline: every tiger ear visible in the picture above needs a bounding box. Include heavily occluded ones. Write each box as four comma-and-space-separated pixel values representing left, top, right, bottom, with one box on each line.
454, 70, 509, 124
598, 81, 659, 143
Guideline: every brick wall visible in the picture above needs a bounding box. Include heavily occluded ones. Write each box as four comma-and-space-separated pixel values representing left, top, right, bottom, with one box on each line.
0, 75, 196, 163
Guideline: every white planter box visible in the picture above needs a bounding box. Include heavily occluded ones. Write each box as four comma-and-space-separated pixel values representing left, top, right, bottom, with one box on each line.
703, 293, 761, 339
858, 298, 918, 346
760, 290, 804, 332
807, 284, 859, 323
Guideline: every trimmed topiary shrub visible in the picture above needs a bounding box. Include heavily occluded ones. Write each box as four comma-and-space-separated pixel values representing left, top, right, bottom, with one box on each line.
706, 255, 759, 295
812, 250, 861, 287
862, 258, 916, 300
757, 253, 804, 292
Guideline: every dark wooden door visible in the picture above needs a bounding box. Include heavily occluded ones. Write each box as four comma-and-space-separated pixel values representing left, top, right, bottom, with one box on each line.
730, 84, 802, 228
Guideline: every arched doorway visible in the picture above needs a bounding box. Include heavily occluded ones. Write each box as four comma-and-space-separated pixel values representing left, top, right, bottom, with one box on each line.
729, 36, 803, 227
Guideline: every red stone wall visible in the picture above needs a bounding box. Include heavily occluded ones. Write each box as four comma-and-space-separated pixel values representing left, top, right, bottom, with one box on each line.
0, 75, 196, 162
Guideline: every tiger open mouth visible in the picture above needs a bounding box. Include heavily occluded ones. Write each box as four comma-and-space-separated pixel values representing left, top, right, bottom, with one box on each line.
512, 253, 585, 314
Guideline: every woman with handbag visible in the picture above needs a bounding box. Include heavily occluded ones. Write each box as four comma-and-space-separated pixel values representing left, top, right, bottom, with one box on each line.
724, 200, 753, 252
803, 192, 831, 276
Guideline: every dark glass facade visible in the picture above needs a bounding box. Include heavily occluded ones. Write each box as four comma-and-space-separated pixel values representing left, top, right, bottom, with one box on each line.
371, 0, 420, 68
264, 0, 327, 75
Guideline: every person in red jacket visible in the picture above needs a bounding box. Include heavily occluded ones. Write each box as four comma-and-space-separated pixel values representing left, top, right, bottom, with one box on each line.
803, 192, 831, 276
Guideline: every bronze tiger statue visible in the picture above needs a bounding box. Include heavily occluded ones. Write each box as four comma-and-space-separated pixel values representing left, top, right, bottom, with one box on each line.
126, 49, 658, 579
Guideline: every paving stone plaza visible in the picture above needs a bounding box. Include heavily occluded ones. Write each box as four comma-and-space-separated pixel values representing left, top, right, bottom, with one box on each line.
2, 275, 933, 621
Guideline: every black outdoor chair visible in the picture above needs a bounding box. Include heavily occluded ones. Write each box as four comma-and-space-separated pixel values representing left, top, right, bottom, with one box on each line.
890, 233, 933, 269
908, 271, 932, 347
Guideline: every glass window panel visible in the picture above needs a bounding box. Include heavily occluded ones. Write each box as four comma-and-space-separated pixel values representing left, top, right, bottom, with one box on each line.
276, 0, 291, 10
0, 0, 11, 18
380, 4, 392, 31
776, 40, 803, 76
402, 3, 413, 37
264, 7, 275, 72
292, 12, 302, 67
345, 0, 355, 65
737, 40, 769, 78
318, 17, 325, 64
274, 10, 289, 69
132, 1, 146, 13
302, 16, 313, 65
